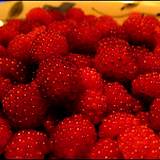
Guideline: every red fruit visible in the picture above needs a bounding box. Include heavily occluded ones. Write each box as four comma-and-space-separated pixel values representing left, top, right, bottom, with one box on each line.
6, 19, 22, 32
5, 130, 48, 159
65, 53, 92, 68
132, 72, 160, 97
119, 125, 160, 159
95, 37, 138, 81
88, 138, 122, 159
36, 56, 78, 101
30, 30, 69, 62
0, 45, 7, 57
8, 26, 46, 63
26, 7, 52, 25
76, 89, 108, 124
69, 21, 101, 53
128, 45, 149, 61
0, 57, 27, 82
0, 117, 12, 154
123, 12, 159, 46
77, 67, 104, 91
104, 82, 142, 113
136, 111, 150, 126
150, 98, 160, 131
0, 24, 19, 46
50, 114, 96, 158
48, 10, 64, 21
44, 116, 55, 134
66, 8, 85, 22
138, 54, 160, 74
99, 112, 141, 139
48, 19, 76, 38
2, 82, 47, 128
0, 76, 13, 100
95, 15, 118, 37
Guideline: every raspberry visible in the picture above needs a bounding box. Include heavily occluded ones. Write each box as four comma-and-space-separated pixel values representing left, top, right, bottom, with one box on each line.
2, 82, 47, 128
136, 111, 150, 126
0, 57, 27, 82
95, 15, 118, 37
99, 112, 141, 139
50, 114, 96, 158
48, 10, 64, 21
88, 138, 122, 159
132, 72, 160, 98
76, 89, 108, 124
8, 26, 46, 63
5, 130, 48, 159
65, 53, 92, 68
119, 125, 160, 159
123, 12, 159, 47
30, 30, 69, 62
36, 56, 78, 101
66, 8, 85, 22
26, 7, 52, 25
77, 67, 104, 91
48, 19, 76, 38
69, 21, 101, 53
149, 98, 160, 131
0, 23, 19, 46
104, 82, 142, 113
0, 116, 12, 154
0, 76, 13, 100
95, 37, 138, 81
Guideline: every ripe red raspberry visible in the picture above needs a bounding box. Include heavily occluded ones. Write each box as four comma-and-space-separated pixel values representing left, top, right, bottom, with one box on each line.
0, 57, 27, 82
30, 30, 69, 62
2, 82, 47, 128
50, 114, 96, 158
8, 26, 46, 63
5, 130, 48, 159
104, 82, 142, 113
136, 111, 150, 126
65, 53, 92, 68
0, 76, 13, 100
99, 112, 141, 139
95, 37, 138, 81
128, 45, 149, 61
88, 138, 122, 159
119, 125, 160, 159
132, 72, 160, 98
77, 67, 104, 91
48, 19, 77, 38
48, 10, 64, 21
0, 116, 12, 154
0, 44, 7, 57
123, 12, 159, 47
6, 19, 23, 32
36, 56, 78, 101
66, 8, 85, 22
138, 54, 160, 74
0, 24, 19, 46
76, 89, 108, 124
26, 7, 52, 25
69, 21, 101, 53
95, 15, 118, 37
149, 98, 160, 131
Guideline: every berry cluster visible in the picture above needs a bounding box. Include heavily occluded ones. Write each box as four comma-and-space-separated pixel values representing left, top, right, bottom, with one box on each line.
0, 7, 160, 159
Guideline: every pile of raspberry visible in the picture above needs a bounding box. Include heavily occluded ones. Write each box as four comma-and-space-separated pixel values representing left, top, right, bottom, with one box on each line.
0, 7, 160, 159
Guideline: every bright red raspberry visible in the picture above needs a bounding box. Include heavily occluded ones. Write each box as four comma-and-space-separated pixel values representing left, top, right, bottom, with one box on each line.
99, 112, 141, 139
50, 114, 96, 158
